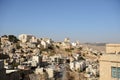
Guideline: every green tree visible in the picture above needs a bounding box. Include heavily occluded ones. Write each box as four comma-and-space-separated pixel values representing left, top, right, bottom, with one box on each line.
8, 35, 19, 43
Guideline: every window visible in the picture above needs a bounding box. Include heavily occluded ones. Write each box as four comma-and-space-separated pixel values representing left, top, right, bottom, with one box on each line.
111, 67, 120, 78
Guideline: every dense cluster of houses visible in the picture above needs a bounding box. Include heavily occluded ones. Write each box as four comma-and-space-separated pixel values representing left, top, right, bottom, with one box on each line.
0, 34, 102, 80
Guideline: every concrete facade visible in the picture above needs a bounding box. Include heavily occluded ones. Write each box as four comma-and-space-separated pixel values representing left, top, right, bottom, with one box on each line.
106, 44, 120, 54
99, 54, 120, 80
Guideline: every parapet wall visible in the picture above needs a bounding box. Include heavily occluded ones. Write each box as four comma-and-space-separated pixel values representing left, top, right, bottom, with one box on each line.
106, 44, 120, 54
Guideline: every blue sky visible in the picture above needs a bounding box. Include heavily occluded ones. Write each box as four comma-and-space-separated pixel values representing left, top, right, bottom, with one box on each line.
0, 0, 120, 43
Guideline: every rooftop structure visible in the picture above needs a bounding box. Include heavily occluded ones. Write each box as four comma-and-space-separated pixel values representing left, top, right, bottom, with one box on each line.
106, 44, 120, 54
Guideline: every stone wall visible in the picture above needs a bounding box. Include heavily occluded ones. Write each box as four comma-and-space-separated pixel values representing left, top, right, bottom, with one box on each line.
106, 44, 120, 53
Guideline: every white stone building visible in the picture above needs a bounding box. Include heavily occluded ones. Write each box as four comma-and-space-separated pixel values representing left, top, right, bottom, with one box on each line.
19, 34, 37, 43
46, 68, 54, 78
64, 38, 70, 43
41, 40, 48, 49
32, 55, 42, 64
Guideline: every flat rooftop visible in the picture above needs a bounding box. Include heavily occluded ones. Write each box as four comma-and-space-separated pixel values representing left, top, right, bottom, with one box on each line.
106, 44, 120, 47
100, 53, 120, 63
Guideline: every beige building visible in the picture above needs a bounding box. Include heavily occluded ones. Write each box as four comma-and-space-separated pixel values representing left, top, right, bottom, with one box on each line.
0, 36, 9, 44
106, 44, 120, 54
19, 34, 32, 43
99, 53, 120, 80
19, 34, 37, 43
64, 38, 70, 43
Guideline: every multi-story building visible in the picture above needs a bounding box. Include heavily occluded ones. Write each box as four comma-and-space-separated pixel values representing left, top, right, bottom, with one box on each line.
32, 55, 42, 67
100, 44, 120, 80
99, 53, 120, 80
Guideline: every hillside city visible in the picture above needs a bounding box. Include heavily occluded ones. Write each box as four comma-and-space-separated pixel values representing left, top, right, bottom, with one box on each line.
0, 34, 120, 80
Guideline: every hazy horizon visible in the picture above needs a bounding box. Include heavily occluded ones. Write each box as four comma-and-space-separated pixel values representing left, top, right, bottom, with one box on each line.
0, 0, 120, 43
